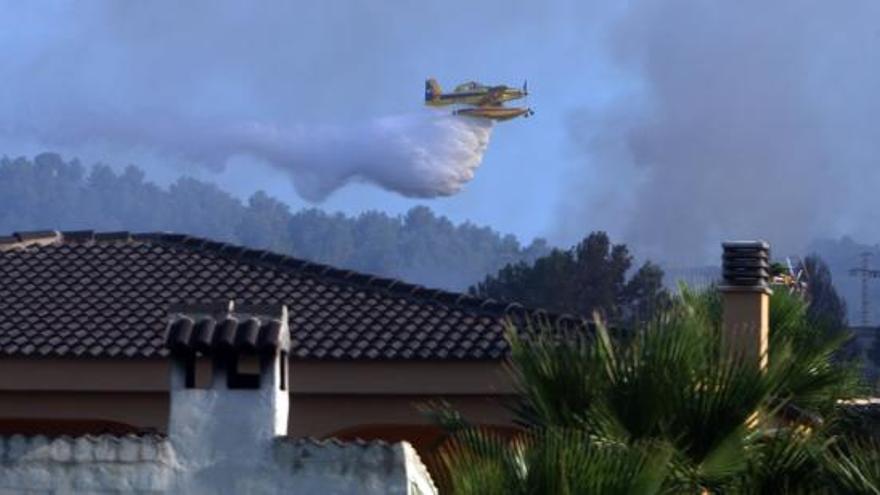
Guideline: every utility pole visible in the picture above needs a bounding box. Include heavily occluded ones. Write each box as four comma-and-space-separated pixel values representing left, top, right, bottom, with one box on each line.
848, 252, 880, 327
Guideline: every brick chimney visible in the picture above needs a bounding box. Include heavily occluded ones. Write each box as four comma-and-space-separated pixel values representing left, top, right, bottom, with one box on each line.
720, 241, 772, 368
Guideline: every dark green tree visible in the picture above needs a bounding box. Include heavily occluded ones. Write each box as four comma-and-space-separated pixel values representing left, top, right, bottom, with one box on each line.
801, 255, 848, 331
470, 232, 669, 322
164, 177, 243, 241
622, 261, 671, 323
235, 191, 294, 253
867, 332, 880, 370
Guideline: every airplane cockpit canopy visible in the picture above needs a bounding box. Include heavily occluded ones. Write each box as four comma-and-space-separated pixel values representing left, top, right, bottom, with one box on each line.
453, 81, 485, 93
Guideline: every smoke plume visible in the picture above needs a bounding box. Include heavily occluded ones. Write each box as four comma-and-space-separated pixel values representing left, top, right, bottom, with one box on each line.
565, 0, 880, 262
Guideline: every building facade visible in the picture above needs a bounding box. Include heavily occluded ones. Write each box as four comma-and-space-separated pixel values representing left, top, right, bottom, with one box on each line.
0, 231, 585, 462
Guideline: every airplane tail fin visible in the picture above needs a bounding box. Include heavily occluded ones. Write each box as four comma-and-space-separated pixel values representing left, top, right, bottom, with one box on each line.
425, 78, 442, 102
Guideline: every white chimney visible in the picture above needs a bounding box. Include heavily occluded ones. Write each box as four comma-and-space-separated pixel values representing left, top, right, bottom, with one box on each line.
165, 302, 290, 478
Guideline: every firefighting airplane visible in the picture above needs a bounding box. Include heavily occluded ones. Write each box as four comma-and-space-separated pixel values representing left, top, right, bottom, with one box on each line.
424, 78, 534, 122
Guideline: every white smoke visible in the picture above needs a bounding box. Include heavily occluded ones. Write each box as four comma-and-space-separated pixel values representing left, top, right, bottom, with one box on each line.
219, 113, 495, 201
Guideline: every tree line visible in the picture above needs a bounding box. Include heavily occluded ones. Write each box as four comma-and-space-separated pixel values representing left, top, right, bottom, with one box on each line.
0, 152, 549, 290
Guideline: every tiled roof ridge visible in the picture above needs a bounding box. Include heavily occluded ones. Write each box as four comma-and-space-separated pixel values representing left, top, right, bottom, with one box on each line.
0, 229, 588, 328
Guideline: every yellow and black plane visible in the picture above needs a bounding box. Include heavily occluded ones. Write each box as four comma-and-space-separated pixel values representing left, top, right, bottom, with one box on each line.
425, 78, 533, 122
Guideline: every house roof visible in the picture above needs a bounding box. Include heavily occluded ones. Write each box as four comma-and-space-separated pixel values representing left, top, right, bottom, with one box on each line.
0, 230, 585, 360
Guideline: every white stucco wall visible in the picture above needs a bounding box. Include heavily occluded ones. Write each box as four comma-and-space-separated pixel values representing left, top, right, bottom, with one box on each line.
0, 434, 436, 495
0, 434, 177, 494
278, 438, 437, 495
403, 439, 438, 495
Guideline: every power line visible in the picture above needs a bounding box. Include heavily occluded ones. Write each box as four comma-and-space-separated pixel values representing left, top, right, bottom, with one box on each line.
848, 252, 880, 327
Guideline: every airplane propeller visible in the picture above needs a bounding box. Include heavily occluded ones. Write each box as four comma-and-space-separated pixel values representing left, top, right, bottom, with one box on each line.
523, 80, 533, 118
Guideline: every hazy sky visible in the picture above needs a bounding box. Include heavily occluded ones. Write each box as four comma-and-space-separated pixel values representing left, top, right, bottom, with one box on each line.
2, 1, 879, 263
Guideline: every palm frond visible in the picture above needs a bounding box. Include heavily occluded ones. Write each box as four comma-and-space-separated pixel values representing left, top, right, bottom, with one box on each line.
434, 427, 671, 495
824, 438, 880, 495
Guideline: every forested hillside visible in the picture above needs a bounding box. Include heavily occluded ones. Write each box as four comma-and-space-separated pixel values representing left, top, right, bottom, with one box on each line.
0, 153, 549, 290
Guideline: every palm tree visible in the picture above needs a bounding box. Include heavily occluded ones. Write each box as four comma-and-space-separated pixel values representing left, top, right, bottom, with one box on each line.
431, 287, 877, 493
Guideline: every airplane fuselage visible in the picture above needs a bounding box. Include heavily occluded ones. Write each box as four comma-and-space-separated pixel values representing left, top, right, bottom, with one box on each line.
425, 87, 525, 107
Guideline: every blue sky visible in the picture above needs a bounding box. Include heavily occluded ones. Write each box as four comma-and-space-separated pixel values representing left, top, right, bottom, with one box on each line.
2, 1, 880, 263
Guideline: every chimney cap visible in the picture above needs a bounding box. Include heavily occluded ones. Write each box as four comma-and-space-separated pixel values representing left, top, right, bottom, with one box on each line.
721, 240, 772, 290
164, 305, 289, 355
721, 240, 770, 251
